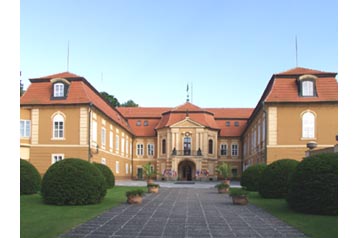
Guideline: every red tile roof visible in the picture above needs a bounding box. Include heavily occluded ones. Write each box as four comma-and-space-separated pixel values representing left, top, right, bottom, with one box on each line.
265, 67, 338, 102
117, 107, 170, 118
21, 73, 132, 133
206, 108, 254, 119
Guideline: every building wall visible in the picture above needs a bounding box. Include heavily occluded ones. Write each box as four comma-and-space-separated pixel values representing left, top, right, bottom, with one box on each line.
266, 102, 338, 164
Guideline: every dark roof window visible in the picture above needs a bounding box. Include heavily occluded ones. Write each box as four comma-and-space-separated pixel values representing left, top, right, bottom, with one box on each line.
50, 78, 70, 100
144, 120, 149, 126
136, 120, 141, 126
297, 75, 317, 97
234, 121, 239, 127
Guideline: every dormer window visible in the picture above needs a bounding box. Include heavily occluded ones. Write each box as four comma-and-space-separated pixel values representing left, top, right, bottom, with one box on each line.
298, 75, 317, 97
54, 83, 64, 97
51, 78, 70, 100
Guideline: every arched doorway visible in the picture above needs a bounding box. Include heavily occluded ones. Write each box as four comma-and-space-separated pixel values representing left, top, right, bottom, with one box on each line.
178, 160, 196, 181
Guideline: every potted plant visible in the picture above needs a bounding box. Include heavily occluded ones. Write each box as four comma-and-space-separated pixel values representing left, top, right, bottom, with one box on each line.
126, 189, 144, 204
143, 162, 157, 185
229, 187, 249, 205
147, 183, 160, 193
215, 183, 230, 193
216, 162, 232, 185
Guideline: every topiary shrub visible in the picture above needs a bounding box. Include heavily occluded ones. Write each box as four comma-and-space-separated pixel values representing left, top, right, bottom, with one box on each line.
20, 159, 41, 195
258, 159, 299, 198
41, 158, 107, 205
93, 162, 115, 189
286, 153, 338, 215
240, 164, 267, 191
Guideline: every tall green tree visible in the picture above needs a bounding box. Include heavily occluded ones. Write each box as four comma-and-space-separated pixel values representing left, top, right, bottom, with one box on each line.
100, 91, 120, 107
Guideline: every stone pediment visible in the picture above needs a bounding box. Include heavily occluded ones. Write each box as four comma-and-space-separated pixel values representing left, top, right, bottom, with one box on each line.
170, 117, 204, 128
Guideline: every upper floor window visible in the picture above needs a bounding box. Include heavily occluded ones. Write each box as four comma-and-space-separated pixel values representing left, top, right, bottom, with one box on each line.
302, 111, 315, 139
208, 139, 214, 154
220, 144, 227, 156
54, 83, 64, 97
101, 128, 106, 147
53, 114, 64, 139
20, 120, 31, 138
162, 139, 166, 154
231, 144, 238, 156
137, 144, 144, 156
298, 75, 317, 97
148, 144, 154, 156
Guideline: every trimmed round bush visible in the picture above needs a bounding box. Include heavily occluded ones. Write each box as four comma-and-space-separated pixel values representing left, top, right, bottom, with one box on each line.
20, 159, 41, 195
93, 162, 115, 189
259, 159, 299, 198
41, 158, 107, 205
287, 153, 338, 215
240, 164, 267, 191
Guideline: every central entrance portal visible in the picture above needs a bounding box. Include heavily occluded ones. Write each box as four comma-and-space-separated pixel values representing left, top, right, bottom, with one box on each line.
178, 160, 195, 181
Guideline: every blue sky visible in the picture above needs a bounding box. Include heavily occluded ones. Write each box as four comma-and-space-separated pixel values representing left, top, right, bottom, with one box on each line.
20, 0, 338, 108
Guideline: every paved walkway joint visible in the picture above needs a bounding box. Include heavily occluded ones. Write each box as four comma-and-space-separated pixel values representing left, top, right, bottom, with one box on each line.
61, 188, 307, 238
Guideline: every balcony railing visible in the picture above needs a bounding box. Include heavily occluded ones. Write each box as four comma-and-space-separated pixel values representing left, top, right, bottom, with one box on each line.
171, 149, 203, 157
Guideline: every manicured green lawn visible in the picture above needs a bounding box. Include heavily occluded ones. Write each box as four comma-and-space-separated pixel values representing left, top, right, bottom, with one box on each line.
248, 192, 338, 238
20, 186, 145, 238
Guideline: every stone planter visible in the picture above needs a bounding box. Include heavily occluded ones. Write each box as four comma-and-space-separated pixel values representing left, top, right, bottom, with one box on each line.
232, 195, 248, 205
223, 179, 230, 185
218, 187, 229, 194
127, 195, 143, 204
148, 186, 159, 193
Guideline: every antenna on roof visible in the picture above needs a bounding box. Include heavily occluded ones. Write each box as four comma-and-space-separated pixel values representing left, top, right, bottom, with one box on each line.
67, 40, 70, 72
191, 82, 193, 103
295, 35, 298, 67
186, 83, 189, 102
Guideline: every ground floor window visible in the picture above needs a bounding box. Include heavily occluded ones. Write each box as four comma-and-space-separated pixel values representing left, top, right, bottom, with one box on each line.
51, 154, 64, 164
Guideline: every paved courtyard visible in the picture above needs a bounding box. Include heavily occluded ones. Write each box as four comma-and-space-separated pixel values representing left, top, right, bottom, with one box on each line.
61, 187, 306, 238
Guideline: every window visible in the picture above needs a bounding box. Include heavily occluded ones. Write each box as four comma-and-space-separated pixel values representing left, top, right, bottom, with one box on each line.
302, 81, 314, 96
125, 163, 129, 174
144, 120, 149, 126
136, 120, 141, 126
148, 144, 154, 156
101, 158, 106, 165
52, 154, 63, 164
121, 137, 125, 153
234, 121, 239, 127
302, 111, 315, 138
183, 137, 191, 155
20, 120, 31, 137
54, 83, 64, 97
220, 144, 227, 156
116, 161, 119, 174
109, 131, 113, 149
137, 144, 144, 156
101, 128, 106, 147
226, 121, 230, 127
208, 139, 213, 154
232, 144, 238, 156
115, 135, 119, 151
162, 139, 166, 154
92, 121, 97, 142
53, 114, 64, 139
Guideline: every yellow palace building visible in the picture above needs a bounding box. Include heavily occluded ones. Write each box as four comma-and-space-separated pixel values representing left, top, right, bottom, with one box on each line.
20, 67, 338, 181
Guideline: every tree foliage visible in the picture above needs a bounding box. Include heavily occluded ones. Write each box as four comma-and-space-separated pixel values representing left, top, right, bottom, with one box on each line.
100, 91, 120, 107
120, 99, 139, 107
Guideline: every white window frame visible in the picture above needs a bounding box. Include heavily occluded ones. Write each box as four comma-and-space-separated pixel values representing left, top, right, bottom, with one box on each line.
231, 144, 238, 156
20, 120, 31, 138
109, 131, 113, 149
137, 143, 144, 156
101, 127, 106, 148
53, 114, 64, 139
101, 158, 106, 165
302, 80, 314, 96
115, 135, 119, 152
51, 154, 64, 164
125, 163, 129, 174
302, 111, 315, 139
54, 83, 64, 97
116, 161, 120, 174
147, 144, 154, 156
92, 121, 97, 143
220, 144, 227, 156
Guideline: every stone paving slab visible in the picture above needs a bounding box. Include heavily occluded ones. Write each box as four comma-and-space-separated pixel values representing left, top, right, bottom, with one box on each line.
61, 188, 307, 238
